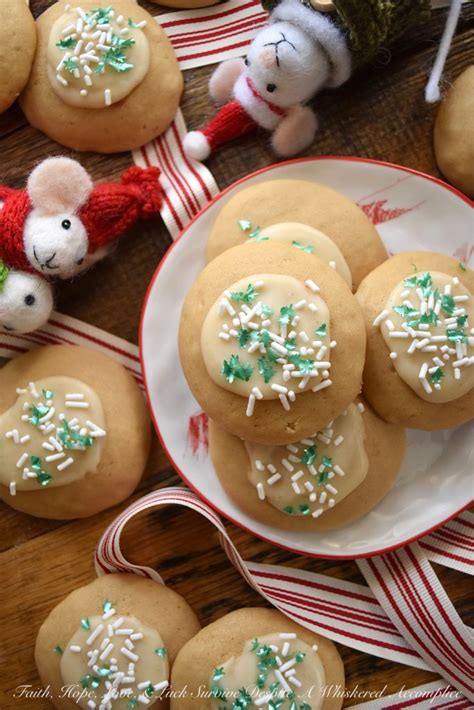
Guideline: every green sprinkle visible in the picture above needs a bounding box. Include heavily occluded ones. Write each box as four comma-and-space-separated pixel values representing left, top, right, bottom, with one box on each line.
42, 389, 54, 400
56, 37, 77, 49
102, 599, 113, 613
63, 57, 79, 74
283, 505, 294, 514
127, 701, 139, 709
230, 283, 258, 304
58, 418, 94, 450
289, 703, 298, 710
428, 367, 444, 384
257, 356, 276, 384
285, 337, 297, 351
315, 323, 327, 337
261, 304, 274, 318
292, 240, 314, 254
80, 674, 100, 689
301, 445, 317, 466
459, 262, 466, 271
251, 638, 260, 651
248, 226, 268, 241
403, 275, 418, 288
257, 672, 266, 688
80, 618, 91, 630
37, 471, 52, 487
53, 645, 63, 655
279, 304, 295, 326
237, 328, 250, 347
238, 219, 251, 231
441, 294, 456, 316
301, 704, 312, 710
222, 355, 253, 383
393, 305, 419, 319
213, 667, 225, 682
295, 651, 306, 663
288, 353, 314, 375
318, 471, 329, 485
268, 700, 285, 710
322, 455, 332, 469
446, 328, 467, 342
145, 683, 155, 698
0, 260, 9, 291
269, 680, 280, 693
128, 17, 143, 28
299, 504, 310, 516
29, 404, 49, 425
257, 328, 272, 348
86, 6, 113, 24
457, 315, 468, 327
417, 272, 432, 289
155, 647, 167, 657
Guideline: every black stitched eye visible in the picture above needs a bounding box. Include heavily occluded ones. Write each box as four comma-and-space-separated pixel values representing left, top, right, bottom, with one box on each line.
61, 219, 71, 230
77, 258, 84, 265
24, 294, 35, 306
266, 83, 277, 93
244, 57, 250, 66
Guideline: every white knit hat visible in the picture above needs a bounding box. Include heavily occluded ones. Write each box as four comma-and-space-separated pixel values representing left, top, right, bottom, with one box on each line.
270, 0, 352, 88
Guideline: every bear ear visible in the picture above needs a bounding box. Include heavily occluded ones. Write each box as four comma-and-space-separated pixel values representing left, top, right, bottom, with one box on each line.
27, 157, 93, 215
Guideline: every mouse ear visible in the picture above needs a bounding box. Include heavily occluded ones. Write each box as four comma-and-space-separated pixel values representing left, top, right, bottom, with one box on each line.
27, 157, 94, 215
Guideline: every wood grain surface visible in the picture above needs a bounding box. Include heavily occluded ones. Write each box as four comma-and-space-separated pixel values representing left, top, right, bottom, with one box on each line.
1, 1, 473, 708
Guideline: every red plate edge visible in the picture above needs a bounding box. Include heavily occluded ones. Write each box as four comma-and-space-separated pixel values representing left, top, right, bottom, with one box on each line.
139, 155, 474, 561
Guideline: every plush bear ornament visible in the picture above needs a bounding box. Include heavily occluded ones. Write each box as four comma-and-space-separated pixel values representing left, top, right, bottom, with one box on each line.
0, 157, 163, 333
184, 0, 463, 160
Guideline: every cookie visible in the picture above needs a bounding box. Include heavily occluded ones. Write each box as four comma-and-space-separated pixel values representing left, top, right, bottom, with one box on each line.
20, 1, 183, 153
434, 66, 474, 199
35, 573, 201, 710
170, 607, 344, 710
179, 241, 366, 444
0, 0, 37, 113
0, 344, 151, 519
209, 398, 405, 530
206, 180, 387, 288
356, 252, 473, 429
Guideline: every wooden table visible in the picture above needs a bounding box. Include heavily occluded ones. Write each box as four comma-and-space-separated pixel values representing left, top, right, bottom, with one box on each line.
1, 2, 473, 708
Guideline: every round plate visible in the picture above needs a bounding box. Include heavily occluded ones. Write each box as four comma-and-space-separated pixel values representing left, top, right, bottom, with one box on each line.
140, 157, 473, 559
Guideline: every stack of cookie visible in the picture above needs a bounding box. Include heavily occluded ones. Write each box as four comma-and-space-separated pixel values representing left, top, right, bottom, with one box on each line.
179, 179, 473, 532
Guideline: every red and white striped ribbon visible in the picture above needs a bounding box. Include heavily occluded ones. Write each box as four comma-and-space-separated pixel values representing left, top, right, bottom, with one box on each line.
158, 0, 266, 70
419, 511, 474, 576
351, 680, 469, 710
357, 546, 474, 701
95, 487, 474, 706
0, 311, 143, 389
133, 110, 219, 239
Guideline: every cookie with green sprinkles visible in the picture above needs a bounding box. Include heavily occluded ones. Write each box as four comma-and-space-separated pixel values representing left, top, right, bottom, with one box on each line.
0, 0, 37, 114
0, 344, 151, 519
205, 179, 387, 288
20, 0, 182, 152
357, 251, 474, 430
208, 398, 405, 531
179, 241, 366, 445
170, 607, 344, 710
35, 573, 201, 710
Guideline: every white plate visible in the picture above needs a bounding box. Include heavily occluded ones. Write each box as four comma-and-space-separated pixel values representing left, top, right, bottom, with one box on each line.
140, 157, 473, 559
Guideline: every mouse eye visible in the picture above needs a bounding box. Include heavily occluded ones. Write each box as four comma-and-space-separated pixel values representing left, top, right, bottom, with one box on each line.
61, 219, 72, 230
77, 257, 84, 266
266, 83, 277, 93
24, 294, 36, 307
244, 57, 250, 67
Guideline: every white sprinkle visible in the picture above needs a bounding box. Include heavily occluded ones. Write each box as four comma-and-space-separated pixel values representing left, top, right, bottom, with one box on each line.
65, 401, 90, 409
312, 508, 324, 519
70, 645, 82, 653
289, 675, 302, 688
86, 624, 104, 646
271, 383, 288, 394
16, 453, 29, 469
49, 436, 63, 452
154, 681, 169, 693
308, 302, 318, 313
453, 295, 469, 302
56, 73, 69, 86
454, 367, 461, 380
287, 444, 298, 453
57, 457, 74, 471
279, 656, 297, 672
130, 632, 143, 641
304, 481, 314, 492
305, 279, 320, 293
246, 393, 256, 417
257, 482, 265, 500
255, 460, 265, 472
329, 260, 337, 269
45, 452, 65, 463
333, 465, 345, 477
373, 309, 389, 327
312, 379, 332, 392
385, 319, 395, 331
326, 483, 338, 495
65, 393, 85, 401
121, 647, 139, 662
282, 459, 294, 472
319, 491, 327, 504
389, 331, 409, 339
291, 470, 304, 482
294, 299, 307, 309
137, 695, 150, 706
334, 434, 344, 447
267, 473, 281, 485
279, 393, 290, 411
9, 482, 16, 496
100, 642, 114, 661
312, 643, 319, 652
357, 402, 365, 413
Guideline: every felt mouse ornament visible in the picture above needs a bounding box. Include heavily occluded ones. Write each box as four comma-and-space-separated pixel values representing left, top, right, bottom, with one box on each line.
184, 0, 462, 160
0, 157, 163, 281
0, 263, 54, 334
0, 157, 163, 333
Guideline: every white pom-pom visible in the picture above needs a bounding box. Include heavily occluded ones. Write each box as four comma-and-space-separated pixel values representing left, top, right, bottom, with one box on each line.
0, 271, 53, 334
183, 131, 211, 162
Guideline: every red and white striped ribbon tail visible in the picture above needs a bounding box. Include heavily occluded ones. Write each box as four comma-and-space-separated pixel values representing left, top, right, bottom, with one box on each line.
0, 310, 143, 390
357, 544, 474, 702
95, 487, 433, 670
350, 680, 470, 710
133, 109, 219, 239
419, 510, 474, 576
158, 0, 266, 70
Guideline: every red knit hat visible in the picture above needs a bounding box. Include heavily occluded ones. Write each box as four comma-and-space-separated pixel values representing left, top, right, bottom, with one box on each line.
0, 165, 163, 270
79, 166, 163, 254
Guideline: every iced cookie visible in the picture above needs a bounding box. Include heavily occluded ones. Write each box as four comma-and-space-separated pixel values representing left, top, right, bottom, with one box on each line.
35, 573, 201, 710
20, 1, 183, 152
171, 607, 344, 710
0, 0, 37, 113
206, 180, 387, 288
434, 66, 474, 199
209, 399, 405, 530
0, 345, 151, 518
179, 241, 365, 444
357, 252, 473, 429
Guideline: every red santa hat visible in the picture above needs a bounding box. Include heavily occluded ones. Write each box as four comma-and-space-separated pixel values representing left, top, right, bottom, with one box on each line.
0, 165, 163, 271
